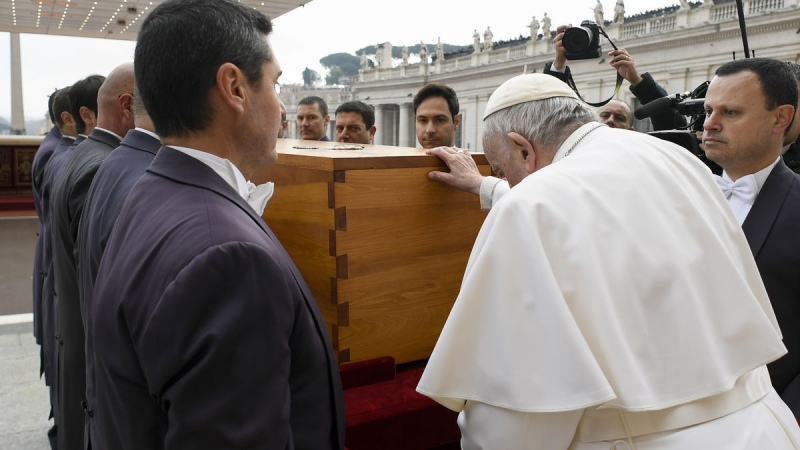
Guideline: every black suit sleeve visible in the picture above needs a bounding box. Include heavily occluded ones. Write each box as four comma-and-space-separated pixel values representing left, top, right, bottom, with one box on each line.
630, 72, 687, 131
139, 242, 296, 449
543, 62, 571, 84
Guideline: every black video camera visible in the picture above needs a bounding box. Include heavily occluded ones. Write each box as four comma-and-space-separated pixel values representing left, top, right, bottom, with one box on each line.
563, 21, 602, 60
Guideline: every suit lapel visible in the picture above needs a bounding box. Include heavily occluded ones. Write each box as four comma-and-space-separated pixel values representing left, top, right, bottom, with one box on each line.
742, 160, 795, 257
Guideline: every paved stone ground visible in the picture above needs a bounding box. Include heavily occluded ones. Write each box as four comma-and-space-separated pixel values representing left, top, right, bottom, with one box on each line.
0, 320, 52, 450
0, 214, 51, 449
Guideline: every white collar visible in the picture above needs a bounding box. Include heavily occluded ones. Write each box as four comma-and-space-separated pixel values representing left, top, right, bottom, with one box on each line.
167, 146, 274, 215
720, 156, 780, 197
94, 127, 124, 141
552, 122, 605, 164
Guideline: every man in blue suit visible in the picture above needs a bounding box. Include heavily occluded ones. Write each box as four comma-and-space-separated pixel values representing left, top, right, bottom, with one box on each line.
77, 89, 160, 447
703, 58, 800, 419
90, 0, 345, 448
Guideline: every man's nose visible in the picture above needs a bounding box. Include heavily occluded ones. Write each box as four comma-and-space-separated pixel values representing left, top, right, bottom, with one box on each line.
703, 112, 719, 131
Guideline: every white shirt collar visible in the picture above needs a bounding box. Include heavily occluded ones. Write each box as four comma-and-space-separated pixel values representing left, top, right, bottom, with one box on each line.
94, 127, 124, 141
134, 127, 160, 141
167, 146, 274, 215
720, 156, 780, 198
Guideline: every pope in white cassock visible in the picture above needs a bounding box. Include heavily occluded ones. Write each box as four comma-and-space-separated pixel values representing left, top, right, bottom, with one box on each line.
416, 74, 800, 449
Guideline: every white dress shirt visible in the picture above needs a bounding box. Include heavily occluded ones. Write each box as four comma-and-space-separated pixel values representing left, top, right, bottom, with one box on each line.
168, 146, 274, 215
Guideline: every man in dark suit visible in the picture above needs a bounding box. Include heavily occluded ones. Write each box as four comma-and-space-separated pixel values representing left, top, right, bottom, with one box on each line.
297, 95, 331, 140
32, 88, 66, 354
32, 86, 70, 450
780, 62, 800, 174
77, 90, 160, 447
703, 58, 800, 419
90, 0, 344, 448
39, 75, 103, 450
50, 63, 134, 450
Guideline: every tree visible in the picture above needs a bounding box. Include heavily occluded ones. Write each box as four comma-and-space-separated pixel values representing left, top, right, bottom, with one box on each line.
319, 53, 360, 78
325, 66, 345, 85
302, 67, 321, 87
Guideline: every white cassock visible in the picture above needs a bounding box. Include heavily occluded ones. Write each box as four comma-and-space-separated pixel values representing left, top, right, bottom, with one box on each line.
417, 123, 800, 449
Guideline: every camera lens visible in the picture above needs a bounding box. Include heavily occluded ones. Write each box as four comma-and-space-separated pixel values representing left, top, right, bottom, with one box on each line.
563, 27, 592, 53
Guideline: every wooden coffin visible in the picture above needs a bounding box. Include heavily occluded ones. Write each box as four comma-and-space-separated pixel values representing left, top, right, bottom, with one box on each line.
254, 139, 491, 364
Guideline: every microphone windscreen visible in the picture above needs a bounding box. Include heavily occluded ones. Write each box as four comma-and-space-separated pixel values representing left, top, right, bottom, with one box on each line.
633, 96, 674, 120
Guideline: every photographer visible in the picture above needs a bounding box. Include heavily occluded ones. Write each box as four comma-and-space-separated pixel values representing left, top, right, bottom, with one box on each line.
545, 24, 687, 131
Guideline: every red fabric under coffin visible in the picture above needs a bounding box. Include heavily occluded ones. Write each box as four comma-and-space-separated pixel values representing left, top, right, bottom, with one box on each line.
341, 358, 461, 450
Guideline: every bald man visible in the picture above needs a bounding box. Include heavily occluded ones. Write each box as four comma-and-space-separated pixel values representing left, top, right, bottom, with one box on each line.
50, 62, 135, 450
597, 99, 634, 130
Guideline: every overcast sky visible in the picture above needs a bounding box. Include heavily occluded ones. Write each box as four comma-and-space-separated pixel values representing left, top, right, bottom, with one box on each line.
0, 0, 674, 121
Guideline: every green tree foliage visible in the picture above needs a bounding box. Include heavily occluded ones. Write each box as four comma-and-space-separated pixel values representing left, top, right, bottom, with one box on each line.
325, 66, 345, 85
354, 43, 463, 58
319, 53, 360, 78
302, 67, 321, 87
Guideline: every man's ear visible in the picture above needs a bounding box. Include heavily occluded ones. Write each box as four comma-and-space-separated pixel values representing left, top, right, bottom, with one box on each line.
507, 132, 537, 173
324, 114, 331, 126
61, 111, 75, 127
119, 92, 134, 123
79, 106, 95, 129
369, 125, 377, 139
453, 113, 462, 128
774, 104, 795, 135
216, 62, 246, 114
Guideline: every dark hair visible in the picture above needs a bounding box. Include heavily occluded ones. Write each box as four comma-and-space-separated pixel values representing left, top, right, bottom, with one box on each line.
786, 61, 800, 83
335, 101, 375, 128
68, 75, 105, 135
413, 83, 459, 119
134, 0, 273, 138
715, 58, 798, 111
47, 89, 59, 124
132, 84, 148, 121
52, 87, 72, 128
298, 96, 329, 117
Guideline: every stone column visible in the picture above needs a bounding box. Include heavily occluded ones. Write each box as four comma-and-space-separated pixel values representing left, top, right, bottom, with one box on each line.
373, 105, 385, 145
10, 33, 26, 135
398, 103, 412, 148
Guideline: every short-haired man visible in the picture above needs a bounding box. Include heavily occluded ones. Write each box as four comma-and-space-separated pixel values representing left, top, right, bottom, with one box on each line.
413, 83, 461, 148
780, 61, 800, 173
37, 81, 88, 449
51, 62, 135, 450
334, 100, 376, 144
417, 73, 799, 448
31, 86, 72, 449
703, 58, 800, 419
297, 95, 330, 140
67, 74, 106, 140
89, 1, 344, 448
597, 99, 634, 129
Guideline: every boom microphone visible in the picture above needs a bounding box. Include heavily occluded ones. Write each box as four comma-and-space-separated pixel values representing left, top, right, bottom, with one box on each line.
633, 96, 676, 120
